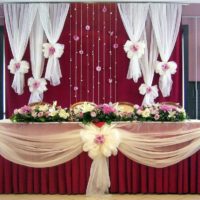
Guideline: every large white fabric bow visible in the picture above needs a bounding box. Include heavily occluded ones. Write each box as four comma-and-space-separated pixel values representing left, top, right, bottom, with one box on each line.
139, 83, 158, 105
124, 40, 145, 82
80, 124, 120, 195
8, 59, 29, 95
155, 61, 177, 97
42, 43, 64, 86
28, 77, 47, 104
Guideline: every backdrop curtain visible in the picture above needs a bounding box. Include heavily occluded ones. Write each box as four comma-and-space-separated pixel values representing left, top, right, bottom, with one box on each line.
28, 11, 47, 104
39, 3, 70, 86
3, 3, 196, 194
150, 3, 182, 97
3, 4, 37, 95
118, 3, 149, 83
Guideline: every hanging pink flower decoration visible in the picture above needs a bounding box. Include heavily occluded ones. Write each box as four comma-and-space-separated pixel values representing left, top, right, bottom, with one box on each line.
79, 50, 84, 54
73, 35, 79, 41
102, 6, 107, 13
113, 43, 119, 49
74, 86, 78, 91
96, 66, 101, 72
33, 81, 41, 89
108, 79, 113, 83
85, 25, 90, 31
108, 31, 114, 36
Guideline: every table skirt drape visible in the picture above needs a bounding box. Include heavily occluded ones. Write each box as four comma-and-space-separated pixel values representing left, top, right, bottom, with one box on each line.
0, 151, 200, 194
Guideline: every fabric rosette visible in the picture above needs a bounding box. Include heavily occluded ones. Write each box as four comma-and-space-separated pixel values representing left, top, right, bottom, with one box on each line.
80, 124, 120, 195
80, 124, 120, 159
155, 61, 177, 97
139, 83, 158, 105
42, 43, 64, 86
28, 77, 47, 104
124, 40, 145, 82
8, 59, 29, 95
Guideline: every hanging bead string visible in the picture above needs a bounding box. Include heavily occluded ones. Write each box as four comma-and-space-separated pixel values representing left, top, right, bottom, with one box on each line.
109, 4, 112, 104
69, 6, 72, 105
97, 4, 101, 104
80, 3, 83, 100
102, 4, 106, 103
86, 3, 90, 101
114, 4, 118, 102
74, 3, 78, 101
92, 3, 95, 102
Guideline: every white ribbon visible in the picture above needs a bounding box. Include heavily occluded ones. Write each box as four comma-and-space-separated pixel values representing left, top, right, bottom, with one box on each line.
139, 83, 159, 105
124, 40, 145, 82
28, 77, 47, 104
80, 124, 120, 195
42, 43, 64, 86
8, 59, 29, 95
155, 61, 177, 97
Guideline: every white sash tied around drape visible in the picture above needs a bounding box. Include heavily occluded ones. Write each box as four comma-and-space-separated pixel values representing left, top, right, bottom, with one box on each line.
124, 40, 145, 82
155, 61, 177, 97
8, 59, 29, 95
80, 124, 120, 195
28, 77, 47, 104
139, 83, 158, 105
43, 43, 64, 86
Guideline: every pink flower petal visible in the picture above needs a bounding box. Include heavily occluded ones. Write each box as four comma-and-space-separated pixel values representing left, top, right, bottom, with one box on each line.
102, 6, 107, 13
85, 25, 90, 31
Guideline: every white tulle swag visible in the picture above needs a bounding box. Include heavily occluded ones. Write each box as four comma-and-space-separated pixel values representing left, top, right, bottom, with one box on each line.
155, 61, 177, 97
28, 77, 47, 104
139, 83, 158, 105
80, 124, 121, 159
43, 43, 64, 58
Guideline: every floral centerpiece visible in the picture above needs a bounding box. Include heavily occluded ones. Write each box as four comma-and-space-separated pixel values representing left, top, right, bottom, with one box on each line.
10, 101, 188, 123
10, 101, 70, 122
71, 102, 133, 124
133, 103, 187, 122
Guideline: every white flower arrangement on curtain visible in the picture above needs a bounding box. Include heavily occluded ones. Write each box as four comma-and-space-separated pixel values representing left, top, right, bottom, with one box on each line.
4, 4, 37, 95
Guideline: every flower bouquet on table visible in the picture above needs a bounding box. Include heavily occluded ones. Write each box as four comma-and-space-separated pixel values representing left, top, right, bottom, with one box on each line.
133, 103, 187, 122
10, 101, 70, 122
70, 102, 134, 124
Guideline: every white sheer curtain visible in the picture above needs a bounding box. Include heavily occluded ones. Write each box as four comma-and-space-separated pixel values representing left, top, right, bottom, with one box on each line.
139, 19, 158, 105
28, 11, 47, 104
39, 3, 70, 86
150, 4, 182, 97
118, 3, 149, 83
4, 4, 37, 95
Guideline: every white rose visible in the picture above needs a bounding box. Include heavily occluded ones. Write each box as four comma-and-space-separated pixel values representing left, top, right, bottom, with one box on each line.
142, 108, 151, 118
59, 109, 69, 119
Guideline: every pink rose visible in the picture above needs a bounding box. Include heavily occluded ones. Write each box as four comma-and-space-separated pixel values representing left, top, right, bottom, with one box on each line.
154, 114, 160, 120
37, 112, 44, 117
14, 109, 18, 115
94, 134, 105, 144
134, 104, 140, 110
90, 111, 97, 117
136, 109, 142, 115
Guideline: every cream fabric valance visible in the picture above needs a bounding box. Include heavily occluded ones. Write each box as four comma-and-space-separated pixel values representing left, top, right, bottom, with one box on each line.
0, 120, 200, 194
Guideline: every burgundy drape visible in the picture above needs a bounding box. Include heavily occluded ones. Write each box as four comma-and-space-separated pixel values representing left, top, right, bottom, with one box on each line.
3, 3, 199, 194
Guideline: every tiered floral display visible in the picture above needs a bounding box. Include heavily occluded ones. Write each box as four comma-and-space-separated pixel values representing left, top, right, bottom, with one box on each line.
10, 101, 187, 123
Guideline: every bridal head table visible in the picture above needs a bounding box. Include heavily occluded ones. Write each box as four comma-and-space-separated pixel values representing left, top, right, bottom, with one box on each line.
0, 119, 200, 194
